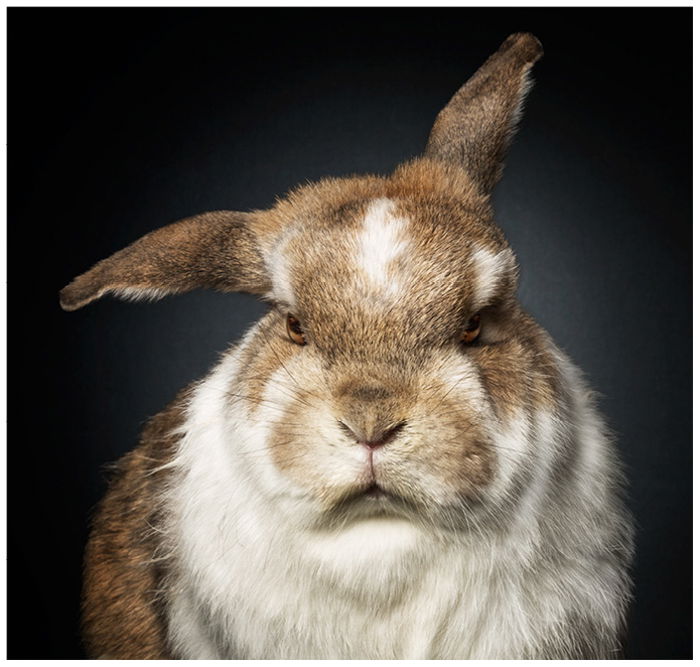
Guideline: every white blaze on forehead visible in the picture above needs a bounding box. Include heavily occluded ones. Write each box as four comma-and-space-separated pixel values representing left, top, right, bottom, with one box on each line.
469, 247, 514, 306
357, 198, 410, 293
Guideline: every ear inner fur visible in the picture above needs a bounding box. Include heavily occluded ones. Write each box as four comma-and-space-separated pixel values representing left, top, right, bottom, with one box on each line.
424, 32, 543, 193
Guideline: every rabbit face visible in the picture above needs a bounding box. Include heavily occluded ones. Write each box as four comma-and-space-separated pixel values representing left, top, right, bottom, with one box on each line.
60, 33, 552, 531
229, 160, 558, 530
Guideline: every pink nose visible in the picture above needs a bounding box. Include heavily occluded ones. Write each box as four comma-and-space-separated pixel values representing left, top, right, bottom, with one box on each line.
339, 421, 406, 449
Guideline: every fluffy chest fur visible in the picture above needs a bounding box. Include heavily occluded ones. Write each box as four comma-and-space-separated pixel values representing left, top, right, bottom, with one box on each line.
170, 518, 478, 659
169, 534, 536, 660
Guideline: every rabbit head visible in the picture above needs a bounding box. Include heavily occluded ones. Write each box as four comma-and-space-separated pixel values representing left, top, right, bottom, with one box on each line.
61, 34, 550, 532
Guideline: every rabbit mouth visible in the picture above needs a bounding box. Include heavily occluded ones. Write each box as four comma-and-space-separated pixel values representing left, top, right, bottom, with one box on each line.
328, 481, 413, 519
361, 482, 390, 500
342, 481, 396, 504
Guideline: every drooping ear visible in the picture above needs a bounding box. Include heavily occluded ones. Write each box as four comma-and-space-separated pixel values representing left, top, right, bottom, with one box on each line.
59, 210, 271, 311
424, 32, 543, 193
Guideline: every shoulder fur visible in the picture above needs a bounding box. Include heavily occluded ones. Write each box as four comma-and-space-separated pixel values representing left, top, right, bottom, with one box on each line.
81, 389, 190, 659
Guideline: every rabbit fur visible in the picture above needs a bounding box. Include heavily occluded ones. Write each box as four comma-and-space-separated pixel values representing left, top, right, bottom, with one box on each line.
62, 33, 633, 659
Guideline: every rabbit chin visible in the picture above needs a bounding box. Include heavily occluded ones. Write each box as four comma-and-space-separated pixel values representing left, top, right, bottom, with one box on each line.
303, 514, 429, 583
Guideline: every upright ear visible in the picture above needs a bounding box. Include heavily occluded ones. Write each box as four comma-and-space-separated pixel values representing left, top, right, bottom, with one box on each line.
59, 210, 271, 311
424, 32, 543, 193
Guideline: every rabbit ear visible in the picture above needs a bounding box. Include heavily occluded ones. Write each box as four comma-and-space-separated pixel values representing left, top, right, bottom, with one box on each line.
59, 210, 271, 311
424, 33, 543, 193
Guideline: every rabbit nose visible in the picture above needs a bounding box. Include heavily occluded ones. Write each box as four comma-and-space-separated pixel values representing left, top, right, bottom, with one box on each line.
338, 420, 406, 449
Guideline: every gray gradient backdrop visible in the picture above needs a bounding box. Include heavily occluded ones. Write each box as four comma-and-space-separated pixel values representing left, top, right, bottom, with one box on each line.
10, 8, 691, 658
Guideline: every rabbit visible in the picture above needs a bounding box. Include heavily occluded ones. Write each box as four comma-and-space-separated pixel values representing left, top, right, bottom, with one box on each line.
60, 33, 633, 659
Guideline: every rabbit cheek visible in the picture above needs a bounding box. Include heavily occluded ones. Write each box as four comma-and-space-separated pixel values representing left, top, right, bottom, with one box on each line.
402, 356, 502, 503
474, 336, 560, 420
406, 399, 496, 503
236, 317, 302, 416
265, 402, 365, 509
249, 369, 358, 506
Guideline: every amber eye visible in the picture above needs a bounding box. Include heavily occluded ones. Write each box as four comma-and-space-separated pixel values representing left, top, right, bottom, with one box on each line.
286, 314, 306, 346
461, 313, 481, 345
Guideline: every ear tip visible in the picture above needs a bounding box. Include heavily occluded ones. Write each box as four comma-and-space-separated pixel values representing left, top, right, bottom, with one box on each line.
59, 290, 77, 312
59, 283, 86, 311
501, 32, 544, 64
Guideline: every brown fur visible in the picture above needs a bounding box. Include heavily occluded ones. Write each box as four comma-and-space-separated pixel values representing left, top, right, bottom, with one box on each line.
81, 392, 189, 659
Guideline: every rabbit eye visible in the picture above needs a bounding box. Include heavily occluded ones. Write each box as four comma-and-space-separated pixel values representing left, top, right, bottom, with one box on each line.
286, 314, 306, 346
461, 313, 481, 345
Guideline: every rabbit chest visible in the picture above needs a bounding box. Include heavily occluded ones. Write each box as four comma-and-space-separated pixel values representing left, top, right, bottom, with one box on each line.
167, 508, 531, 660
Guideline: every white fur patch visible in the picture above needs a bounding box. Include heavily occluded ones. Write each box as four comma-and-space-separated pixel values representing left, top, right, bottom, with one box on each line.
487, 409, 533, 503
264, 227, 298, 308
110, 285, 172, 303
469, 247, 514, 306
356, 198, 409, 294
306, 517, 421, 573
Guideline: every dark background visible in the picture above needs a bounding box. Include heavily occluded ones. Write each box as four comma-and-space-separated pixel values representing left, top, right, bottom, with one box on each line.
9, 8, 691, 659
